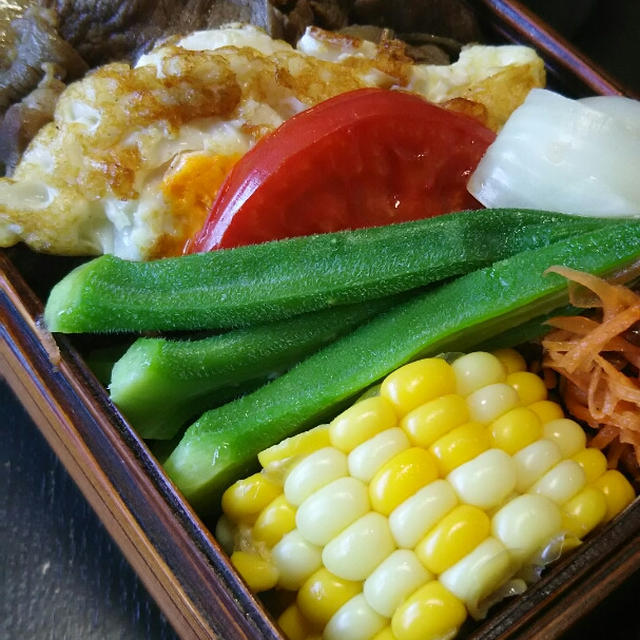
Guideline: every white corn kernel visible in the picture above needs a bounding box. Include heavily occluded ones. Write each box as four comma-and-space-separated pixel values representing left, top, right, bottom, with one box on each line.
284, 447, 347, 506
513, 439, 563, 492
467, 383, 520, 423
296, 476, 370, 546
530, 459, 586, 505
323, 512, 396, 582
272, 530, 322, 590
363, 550, 432, 618
348, 428, 410, 483
452, 352, 506, 396
388, 479, 458, 548
439, 537, 514, 618
492, 494, 562, 562
543, 419, 587, 457
447, 449, 516, 510
215, 515, 235, 555
324, 593, 387, 640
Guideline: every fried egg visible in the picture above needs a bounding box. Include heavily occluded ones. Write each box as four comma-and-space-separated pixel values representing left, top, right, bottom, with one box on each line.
0, 24, 544, 260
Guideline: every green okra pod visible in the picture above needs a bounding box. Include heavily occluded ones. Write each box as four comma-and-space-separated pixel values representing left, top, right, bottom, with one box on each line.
110, 296, 401, 439
44, 209, 615, 333
163, 222, 640, 514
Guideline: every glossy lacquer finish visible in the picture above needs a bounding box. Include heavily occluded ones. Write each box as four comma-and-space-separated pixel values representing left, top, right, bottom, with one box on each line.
1, 2, 638, 639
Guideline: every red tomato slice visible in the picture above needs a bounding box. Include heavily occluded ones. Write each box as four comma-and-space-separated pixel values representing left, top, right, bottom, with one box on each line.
185, 88, 495, 253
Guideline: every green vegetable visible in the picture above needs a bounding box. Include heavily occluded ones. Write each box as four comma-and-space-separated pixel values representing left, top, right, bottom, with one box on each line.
84, 342, 133, 386
44, 209, 614, 333
163, 222, 640, 514
475, 304, 577, 351
111, 297, 399, 439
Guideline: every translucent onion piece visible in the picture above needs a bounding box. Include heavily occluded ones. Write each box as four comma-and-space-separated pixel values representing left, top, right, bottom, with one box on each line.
579, 96, 640, 132
467, 89, 640, 216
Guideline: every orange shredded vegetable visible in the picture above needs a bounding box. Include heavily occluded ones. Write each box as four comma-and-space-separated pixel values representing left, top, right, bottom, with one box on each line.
542, 266, 640, 465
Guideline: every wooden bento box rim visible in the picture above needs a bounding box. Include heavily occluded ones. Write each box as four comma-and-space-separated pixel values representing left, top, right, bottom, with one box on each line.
1, 1, 638, 639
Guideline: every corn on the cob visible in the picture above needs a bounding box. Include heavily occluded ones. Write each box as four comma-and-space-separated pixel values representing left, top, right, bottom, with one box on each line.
216, 350, 636, 640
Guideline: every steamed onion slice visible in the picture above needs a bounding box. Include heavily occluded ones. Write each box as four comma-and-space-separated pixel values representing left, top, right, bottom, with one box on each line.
467, 89, 640, 216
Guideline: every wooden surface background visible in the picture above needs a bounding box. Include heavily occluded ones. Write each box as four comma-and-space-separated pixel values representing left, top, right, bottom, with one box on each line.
2, 1, 640, 638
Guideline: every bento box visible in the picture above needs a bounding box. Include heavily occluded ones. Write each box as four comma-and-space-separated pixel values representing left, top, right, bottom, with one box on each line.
1, 1, 638, 639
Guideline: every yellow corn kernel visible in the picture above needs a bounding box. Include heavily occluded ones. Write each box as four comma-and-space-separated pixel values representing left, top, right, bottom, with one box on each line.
527, 400, 565, 425
389, 479, 458, 549
491, 348, 526, 374
369, 447, 439, 515
259, 424, 330, 469
272, 530, 323, 590
296, 476, 369, 546
391, 580, 467, 640
415, 504, 490, 575
252, 495, 296, 547
543, 419, 587, 457
322, 512, 396, 582
284, 447, 347, 506
452, 351, 506, 396
572, 448, 608, 484
506, 371, 547, 405
430, 422, 491, 476
562, 486, 608, 538
348, 428, 410, 483
221, 473, 282, 524
530, 459, 586, 505
231, 551, 278, 592
371, 627, 396, 640
297, 568, 361, 627
330, 396, 397, 452
467, 383, 520, 423
364, 549, 432, 617
447, 449, 516, 510
401, 394, 469, 448
490, 407, 543, 455
278, 604, 314, 640
492, 493, 562, 561
592, 469, 636, 521
380, 358, 456, 417
324, 593, 386, 640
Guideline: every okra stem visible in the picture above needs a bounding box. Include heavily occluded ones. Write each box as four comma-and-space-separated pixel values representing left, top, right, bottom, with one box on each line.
163, 222, 640, 514
44, 210, 615, 333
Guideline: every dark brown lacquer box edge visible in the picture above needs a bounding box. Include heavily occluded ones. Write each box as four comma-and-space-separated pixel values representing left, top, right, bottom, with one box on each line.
1, 2, 638, 639
0, 253, 283, 640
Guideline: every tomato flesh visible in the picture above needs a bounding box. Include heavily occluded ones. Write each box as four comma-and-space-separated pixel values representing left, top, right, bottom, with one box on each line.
186, 88, 495, 253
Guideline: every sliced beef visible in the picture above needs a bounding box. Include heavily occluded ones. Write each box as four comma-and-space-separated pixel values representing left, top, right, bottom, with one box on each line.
45, 0, 271, 66
0, 63, 66, 175
0, 5, 86, 112
350, 0, 481, 42
268, 0, 480, 60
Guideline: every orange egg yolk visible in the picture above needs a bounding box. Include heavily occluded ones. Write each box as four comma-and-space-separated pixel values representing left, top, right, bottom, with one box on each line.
156, 152, 240, 257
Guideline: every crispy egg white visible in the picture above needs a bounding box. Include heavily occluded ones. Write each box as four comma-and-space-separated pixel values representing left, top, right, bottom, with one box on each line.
0, 24, 544, 260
